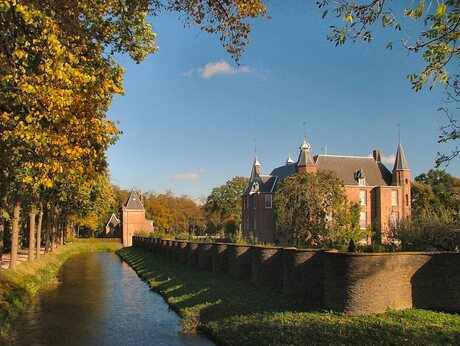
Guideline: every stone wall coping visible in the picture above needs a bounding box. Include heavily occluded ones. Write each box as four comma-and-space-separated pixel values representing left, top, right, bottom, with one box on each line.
324, 250, 459, 256
137, 237, 458, 256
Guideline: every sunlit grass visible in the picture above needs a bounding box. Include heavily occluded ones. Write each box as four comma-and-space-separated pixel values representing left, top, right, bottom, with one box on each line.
118, 247, 460, 346
0, 240, 121, 342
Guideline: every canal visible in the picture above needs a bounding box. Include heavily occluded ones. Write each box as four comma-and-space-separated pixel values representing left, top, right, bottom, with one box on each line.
11, 252, 213, 345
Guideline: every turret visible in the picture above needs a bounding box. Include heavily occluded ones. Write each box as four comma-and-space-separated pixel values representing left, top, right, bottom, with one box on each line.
250, 156, 261, 182
392, 142, 409, 186
296, 138, 317, 174
392, 142, 411, 218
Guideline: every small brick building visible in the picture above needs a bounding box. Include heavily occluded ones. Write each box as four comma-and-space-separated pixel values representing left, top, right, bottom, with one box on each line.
103, 213, 121, 238
103, 190, 154, 246
242, 137, 411, 244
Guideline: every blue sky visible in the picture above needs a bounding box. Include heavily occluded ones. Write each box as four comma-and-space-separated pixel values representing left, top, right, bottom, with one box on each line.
107, 1, 460, 199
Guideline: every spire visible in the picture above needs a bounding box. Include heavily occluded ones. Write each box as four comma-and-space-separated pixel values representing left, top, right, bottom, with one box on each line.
296, 136, 316, 174
393, 142, 409, 171
285, 155, 294, 165
250, 156, 261, 181
297, 137, 315, 167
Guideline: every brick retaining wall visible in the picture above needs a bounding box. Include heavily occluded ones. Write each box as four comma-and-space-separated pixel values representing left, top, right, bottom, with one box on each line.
132, 236, 460, 315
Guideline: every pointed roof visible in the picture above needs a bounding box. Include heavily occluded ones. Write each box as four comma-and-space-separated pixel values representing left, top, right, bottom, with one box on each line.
297, 138, 315, 167
393, 142, 409, 171
105, 213, 120, 229
250, 156, 261, 181
285, 155, 294, 165
125, 190, 145, 210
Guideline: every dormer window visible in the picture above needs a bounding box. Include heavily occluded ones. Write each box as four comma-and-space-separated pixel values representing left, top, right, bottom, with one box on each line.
251, 181, 259, 193
354, 169, 366, 186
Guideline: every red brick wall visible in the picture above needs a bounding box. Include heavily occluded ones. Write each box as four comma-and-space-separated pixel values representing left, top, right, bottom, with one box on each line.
121, 208, 154, 247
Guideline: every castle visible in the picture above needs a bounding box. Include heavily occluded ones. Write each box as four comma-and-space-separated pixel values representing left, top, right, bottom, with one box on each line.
242, 136, 411, 244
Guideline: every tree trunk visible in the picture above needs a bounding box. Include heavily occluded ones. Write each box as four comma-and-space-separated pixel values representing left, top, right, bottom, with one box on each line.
36, 206, 43, 259
50, 223, 55, 252
28, 204, 36, 260
59, 222, 64, 246
44, 207, 50, 253
9, 203, 20, 270
0, 181, 7, 273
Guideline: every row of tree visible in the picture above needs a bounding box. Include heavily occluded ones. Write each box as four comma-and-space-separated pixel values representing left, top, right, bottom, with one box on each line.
0, 0, 266, 271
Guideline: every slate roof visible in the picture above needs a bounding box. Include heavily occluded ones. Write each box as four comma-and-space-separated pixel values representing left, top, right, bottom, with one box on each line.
315, 155, 393, 186
125, 190, 145, 210
393, 143, 409, 171
244, 175, 278, 195
297, 138, 315, 167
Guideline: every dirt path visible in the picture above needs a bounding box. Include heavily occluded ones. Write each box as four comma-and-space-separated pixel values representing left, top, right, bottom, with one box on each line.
1, 247, 45, 269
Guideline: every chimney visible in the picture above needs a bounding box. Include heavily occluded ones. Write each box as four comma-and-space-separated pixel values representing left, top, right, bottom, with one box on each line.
373, 149, 381, 162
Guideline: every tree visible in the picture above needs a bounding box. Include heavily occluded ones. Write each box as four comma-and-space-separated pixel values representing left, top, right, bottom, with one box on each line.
413, 169, 460, 217
204, 176, 249, 234
273, 171, 361, 247
318, 1, 460, 165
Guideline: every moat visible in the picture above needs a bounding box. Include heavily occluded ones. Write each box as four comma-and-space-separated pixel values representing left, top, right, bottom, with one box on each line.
11, 252, 212, 345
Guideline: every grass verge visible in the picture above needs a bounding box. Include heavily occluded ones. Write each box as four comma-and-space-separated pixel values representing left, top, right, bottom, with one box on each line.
117, 246, 460, 346
0, 239, 121, 343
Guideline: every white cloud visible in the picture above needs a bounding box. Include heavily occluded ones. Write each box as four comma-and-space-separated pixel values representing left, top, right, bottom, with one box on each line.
197, 61, 251, 79
171, 172, 200, 181
368, 154, 396, 165
381, 154, 396, 165
183, 69, 194, 78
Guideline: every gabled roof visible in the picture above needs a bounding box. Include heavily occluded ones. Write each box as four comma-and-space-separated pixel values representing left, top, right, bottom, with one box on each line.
244, 175, 278, 195
125, 190, 145, 210
105, 213, 120, 229
393, 142, 409, 171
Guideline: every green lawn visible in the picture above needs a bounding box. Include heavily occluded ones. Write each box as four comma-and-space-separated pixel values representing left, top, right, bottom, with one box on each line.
118, 246, 460, 346
0, 239, 121, 342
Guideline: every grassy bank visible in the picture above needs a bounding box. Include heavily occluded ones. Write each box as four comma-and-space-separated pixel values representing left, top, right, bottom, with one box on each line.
117, 247, 460, 346
0, 239, 121, 342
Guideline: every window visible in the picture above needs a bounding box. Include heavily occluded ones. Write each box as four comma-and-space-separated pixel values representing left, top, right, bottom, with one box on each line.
390, 211, 400, 226
359, 190, 367, 206
358, 177, 366, 186
253, 215, 257, 230
405, 194, 409, 207
253, 195, 258, 209
391, 190, 398, 206
245, 215, 249, 231
360, 211, 367, 230
265, 194, 272, 208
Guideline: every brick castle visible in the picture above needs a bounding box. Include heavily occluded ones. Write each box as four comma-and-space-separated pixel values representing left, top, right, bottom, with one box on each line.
242, 136, 411, 244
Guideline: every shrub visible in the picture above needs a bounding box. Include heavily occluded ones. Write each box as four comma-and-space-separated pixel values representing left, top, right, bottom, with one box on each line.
175, 232, 190, 240
389, 214, 460, 251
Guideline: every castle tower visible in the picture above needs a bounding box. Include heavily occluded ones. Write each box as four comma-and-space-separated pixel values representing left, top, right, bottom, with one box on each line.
296, 138, 317, 174
392, 142, 411, 218
250, 156, 261, 182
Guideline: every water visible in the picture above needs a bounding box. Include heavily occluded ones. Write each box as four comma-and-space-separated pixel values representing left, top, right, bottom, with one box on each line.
11, 252, 213, 346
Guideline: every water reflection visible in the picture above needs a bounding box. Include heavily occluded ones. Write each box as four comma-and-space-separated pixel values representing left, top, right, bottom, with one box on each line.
12, 253, 213, 346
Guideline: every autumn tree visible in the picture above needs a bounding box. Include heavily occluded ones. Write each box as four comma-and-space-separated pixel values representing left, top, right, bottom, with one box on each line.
318, 1, 460, 165
143, 192, 205, 235
412, 169, 460, 217
204, 176, 249, 234
274, 172, 361, 247
0, 0, 267, 269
